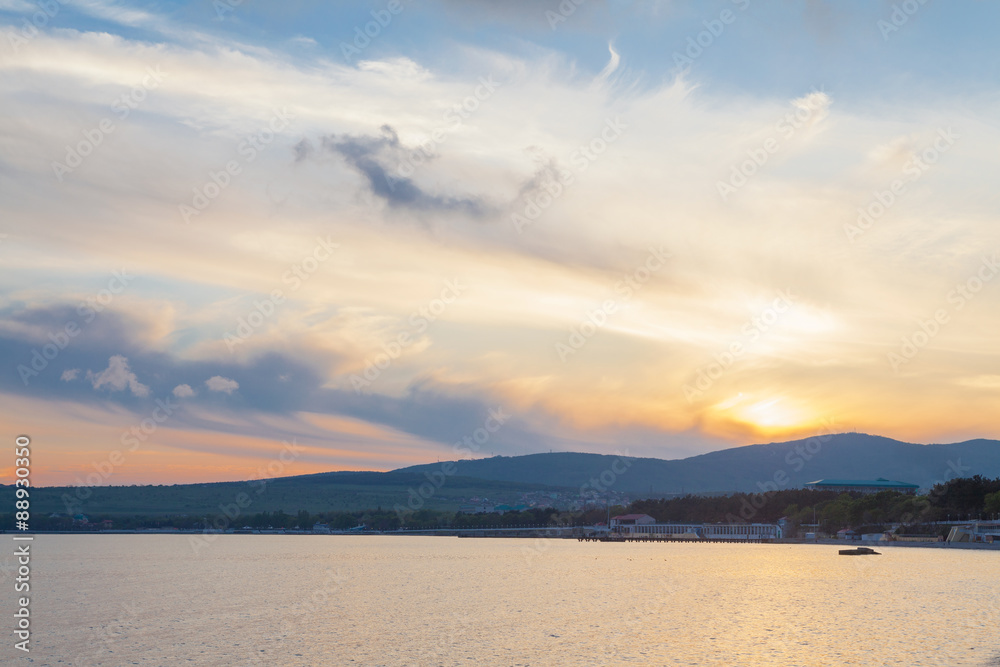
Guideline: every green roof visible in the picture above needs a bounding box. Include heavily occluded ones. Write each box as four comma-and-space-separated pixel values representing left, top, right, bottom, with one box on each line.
805, 478, 919, 489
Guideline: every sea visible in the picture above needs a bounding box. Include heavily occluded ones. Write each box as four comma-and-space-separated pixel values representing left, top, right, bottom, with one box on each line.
3, 535, 998, 666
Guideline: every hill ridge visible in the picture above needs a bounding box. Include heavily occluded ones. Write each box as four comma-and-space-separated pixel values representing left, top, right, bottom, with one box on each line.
392, 433, 1000, 494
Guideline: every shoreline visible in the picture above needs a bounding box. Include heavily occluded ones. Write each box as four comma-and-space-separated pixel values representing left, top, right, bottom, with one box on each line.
787, 537, 999, 551
5, 530, 998, 550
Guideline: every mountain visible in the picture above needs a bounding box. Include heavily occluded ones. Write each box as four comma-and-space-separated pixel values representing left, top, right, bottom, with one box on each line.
394, 433, 1000, 495
23, 434, 1000, 518
25, 470, 570, 517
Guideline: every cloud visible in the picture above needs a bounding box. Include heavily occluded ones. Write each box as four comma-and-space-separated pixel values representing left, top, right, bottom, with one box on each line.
315, 125, 494, 218
205, 376, 239, 394
0, 303, 337, 413
2, 9, 1000, 478
596, 42, 621, 82
87, 355, 150, 397
172, 384, 196, 398
0, 0, 35, 11
61, 369, 80, 382
66, 0, 226, 47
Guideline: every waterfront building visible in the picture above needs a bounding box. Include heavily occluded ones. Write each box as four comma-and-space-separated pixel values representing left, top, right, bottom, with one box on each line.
947, 522, 1000, 543
609, 517, 782, 540
609, 514, 656, 529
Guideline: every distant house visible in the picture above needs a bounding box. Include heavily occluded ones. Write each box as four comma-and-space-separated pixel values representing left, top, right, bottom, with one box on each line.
804, 478, 919, 494
610, 514, 656, 529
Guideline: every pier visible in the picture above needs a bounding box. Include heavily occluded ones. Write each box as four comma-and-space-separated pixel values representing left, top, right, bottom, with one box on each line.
579, 535, 774, 544
602, 514, 783, 542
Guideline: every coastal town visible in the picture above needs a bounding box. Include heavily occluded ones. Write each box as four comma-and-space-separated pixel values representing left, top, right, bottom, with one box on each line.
23, 476, 1000, 549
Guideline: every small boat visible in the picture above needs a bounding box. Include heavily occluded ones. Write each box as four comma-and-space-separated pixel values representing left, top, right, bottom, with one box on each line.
839, 546, 880, 555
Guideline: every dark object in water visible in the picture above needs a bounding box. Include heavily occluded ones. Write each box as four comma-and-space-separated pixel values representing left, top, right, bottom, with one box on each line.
839, 546, 880, 555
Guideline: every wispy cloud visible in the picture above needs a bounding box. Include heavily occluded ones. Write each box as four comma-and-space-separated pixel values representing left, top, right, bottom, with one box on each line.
596, 42, 620, 82
0, 0, 35, 12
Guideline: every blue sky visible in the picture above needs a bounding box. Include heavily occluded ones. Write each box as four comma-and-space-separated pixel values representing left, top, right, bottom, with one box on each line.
58, 0, 1000, 97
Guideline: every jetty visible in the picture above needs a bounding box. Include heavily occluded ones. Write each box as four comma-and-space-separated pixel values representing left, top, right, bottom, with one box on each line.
585, 513, 782, 543
579, 534, 774, 544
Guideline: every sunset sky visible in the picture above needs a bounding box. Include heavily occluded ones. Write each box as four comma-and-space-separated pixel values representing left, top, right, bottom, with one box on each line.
2, 0, 999, 486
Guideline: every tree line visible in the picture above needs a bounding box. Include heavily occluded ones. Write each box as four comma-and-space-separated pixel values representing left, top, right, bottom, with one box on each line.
4, 476, 998, 534
631, 475, 1000, 535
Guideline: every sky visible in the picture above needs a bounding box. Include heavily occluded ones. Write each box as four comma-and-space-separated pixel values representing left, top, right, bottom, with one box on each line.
1, 0, 999, 486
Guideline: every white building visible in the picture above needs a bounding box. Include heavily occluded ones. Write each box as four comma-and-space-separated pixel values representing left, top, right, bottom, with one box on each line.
702, 523, 782, 540
948, 522, 1000, 543
609, 514, 656, 529
609, 516, 782, 540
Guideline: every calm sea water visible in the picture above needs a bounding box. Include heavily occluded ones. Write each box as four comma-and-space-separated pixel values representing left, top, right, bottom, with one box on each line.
3, 535, 998, 666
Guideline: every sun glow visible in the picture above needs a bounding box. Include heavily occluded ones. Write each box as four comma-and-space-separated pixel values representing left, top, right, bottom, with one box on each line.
742, 398, 802, 428
713, 394, 812, 433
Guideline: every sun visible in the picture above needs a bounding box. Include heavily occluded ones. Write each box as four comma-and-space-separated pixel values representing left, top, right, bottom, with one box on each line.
740, 397, 803, 428
712, 394, 811, 433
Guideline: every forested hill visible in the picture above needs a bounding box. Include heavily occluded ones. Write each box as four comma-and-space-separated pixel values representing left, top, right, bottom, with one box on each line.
394, 434, 1000, 494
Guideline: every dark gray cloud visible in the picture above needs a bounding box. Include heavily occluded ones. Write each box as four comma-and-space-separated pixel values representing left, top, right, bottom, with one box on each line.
306, 377, 538, 452
306, 125, 494, 218
2, 303, 724, 464
309, 128, 668, 279
293, 138, 314, 162
0, 303, 541, 455
0, 303, 324, 413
